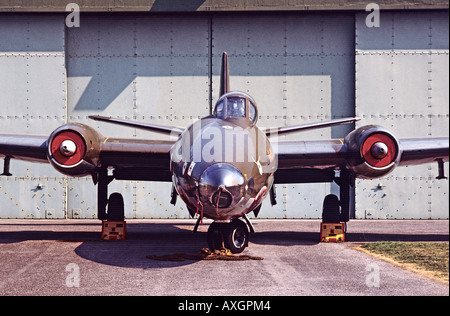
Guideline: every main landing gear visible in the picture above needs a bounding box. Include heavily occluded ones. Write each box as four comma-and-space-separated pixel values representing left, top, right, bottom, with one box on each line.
207, 219, 250, 254
96, 168, 125, 221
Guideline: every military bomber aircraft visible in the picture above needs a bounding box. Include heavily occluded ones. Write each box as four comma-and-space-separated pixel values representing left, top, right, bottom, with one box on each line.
1, 53, 448, 253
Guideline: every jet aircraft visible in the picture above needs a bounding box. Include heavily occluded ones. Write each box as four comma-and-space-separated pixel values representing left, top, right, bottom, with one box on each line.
1, 52, 449, 253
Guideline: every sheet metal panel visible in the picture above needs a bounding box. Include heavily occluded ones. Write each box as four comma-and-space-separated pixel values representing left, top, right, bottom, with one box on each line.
355, 10, 449, 219
66, 15, 210, 218
213, 13, 354, 218
2, 0, 448, 12
0, 176, 67, 218
0, 14, 66, 218
1, 11, 447, 219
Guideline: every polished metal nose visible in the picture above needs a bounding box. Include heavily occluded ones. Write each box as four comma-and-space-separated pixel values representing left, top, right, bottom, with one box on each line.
198, 163, 245, 208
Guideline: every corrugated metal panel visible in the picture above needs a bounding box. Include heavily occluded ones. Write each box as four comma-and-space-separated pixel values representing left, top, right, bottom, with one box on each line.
355, 10, 449, 219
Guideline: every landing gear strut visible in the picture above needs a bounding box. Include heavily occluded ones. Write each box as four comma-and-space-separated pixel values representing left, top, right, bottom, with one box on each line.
322, 169, 354, 223
207, 219, 249, 254
96, 167, 124, 221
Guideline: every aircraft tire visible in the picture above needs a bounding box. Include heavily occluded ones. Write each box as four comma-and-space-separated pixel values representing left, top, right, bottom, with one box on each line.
322, 194, 341, 223
224, 219, 249, 254
107, 192, 125, 221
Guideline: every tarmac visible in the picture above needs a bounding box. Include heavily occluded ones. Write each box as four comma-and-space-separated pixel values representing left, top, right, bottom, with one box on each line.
0, 219, 448, 297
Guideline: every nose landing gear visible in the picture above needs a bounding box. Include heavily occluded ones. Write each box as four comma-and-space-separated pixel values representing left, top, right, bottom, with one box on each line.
207, 219, 249, 254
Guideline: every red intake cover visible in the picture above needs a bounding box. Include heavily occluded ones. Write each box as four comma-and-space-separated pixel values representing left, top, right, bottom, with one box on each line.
361, 133, 397, 168
50, 131, 86, 166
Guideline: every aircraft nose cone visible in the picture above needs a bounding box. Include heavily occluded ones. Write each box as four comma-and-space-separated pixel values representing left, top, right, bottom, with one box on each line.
199, 163, 245, 208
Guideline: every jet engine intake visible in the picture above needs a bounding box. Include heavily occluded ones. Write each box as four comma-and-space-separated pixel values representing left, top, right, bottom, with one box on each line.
344, 125, 402, 179
47, 123, 103, 176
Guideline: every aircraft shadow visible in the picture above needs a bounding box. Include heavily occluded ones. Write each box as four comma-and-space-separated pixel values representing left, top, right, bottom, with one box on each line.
0, 222, 206, 268
0, 221, 447, 269
72, 222, 322, 268
248, 230, 449, 246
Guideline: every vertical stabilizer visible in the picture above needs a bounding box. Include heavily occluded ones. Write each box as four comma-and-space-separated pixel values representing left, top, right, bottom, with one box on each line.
219, 52, 230, 97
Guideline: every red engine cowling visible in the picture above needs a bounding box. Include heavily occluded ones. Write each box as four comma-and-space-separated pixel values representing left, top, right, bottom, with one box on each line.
344, 125, 402, 179
47, 123, 104, 176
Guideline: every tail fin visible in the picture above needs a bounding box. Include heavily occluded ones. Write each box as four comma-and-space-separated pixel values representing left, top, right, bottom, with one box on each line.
219, 52, 230, 97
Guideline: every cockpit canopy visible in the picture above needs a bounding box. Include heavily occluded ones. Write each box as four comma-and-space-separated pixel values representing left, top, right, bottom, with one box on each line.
213, 92, 258, 124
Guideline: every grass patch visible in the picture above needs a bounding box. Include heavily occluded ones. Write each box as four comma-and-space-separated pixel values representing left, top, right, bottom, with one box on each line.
359, 242, 449, 284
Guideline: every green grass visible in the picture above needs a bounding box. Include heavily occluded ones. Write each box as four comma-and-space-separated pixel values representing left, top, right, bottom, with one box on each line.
360, 242, 449, 283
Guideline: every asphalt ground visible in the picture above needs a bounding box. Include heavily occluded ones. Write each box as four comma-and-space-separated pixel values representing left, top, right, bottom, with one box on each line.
0, 219, 448, 297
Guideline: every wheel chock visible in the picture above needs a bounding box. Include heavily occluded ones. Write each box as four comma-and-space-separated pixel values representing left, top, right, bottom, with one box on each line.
101, 220, 126, 240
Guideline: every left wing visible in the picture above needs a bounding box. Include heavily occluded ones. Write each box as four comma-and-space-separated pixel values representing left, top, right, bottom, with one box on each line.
0, 122, 177, 182
99, 137, 175, 182
0, 134, 48, 163
0, 134, 49, 176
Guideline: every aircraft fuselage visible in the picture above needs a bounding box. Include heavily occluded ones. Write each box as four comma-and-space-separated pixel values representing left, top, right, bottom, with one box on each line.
170, 116, 277, 221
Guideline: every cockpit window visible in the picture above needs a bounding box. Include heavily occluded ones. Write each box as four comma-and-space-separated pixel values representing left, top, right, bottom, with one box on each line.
216, 100, 224, 117
249, 101, 256, 122
227, 97, 246, 118
213, 92, 258, 124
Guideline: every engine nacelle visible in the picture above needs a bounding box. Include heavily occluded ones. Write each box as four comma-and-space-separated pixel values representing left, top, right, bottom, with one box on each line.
344, 125, 402, 179
47, 123, 103, 177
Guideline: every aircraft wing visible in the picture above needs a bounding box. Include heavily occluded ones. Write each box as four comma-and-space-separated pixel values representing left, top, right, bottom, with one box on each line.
0, 134, 49, 163
0, 126, 176, 182
99, 137, 175, 182
273, 129, 449, 183
398, 138, 450, 166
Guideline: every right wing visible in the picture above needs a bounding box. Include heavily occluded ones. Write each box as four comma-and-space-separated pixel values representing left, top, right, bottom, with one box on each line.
273, 125, 449, 183
398, 138, 449, 166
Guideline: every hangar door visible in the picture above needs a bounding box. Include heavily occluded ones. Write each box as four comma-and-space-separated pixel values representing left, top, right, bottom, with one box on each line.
0, 14, 67, 219
9, 12, 431, 219
354, 11, 449, 219
65, 13, 355, 219
1, 13, 355, 219
2, 12, 447, 219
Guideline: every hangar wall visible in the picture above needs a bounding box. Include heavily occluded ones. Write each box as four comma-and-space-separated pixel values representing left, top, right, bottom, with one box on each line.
0, 10, 448, 219
355, 11, 449, 219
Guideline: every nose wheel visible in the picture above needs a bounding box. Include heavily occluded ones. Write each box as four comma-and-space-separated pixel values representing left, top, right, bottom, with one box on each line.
207, 219, 249, 254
